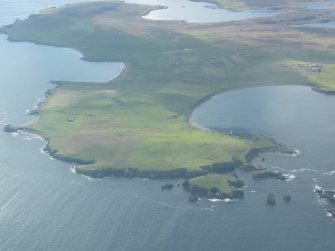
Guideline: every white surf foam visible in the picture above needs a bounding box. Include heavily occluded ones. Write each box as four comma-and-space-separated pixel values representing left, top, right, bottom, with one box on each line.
321, 171, 335, 176
291, 149, 301, 157
223, 198, 233, 202
326, 212, 333, 218
283, 174, 296, 181
291, 168, 318, 173
10, 132, 20, 137
70, 166, 77, 174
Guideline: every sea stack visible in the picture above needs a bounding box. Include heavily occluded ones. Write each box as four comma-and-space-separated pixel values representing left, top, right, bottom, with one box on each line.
267, 192, 276, 205
283, 194, 291, 202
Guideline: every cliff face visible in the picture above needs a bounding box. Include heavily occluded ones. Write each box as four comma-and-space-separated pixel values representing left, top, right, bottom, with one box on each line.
183, 182, 245, 200
3, 125, 20, 133
183, 173, 245, 201
75, 166, 188, 179
3, 124, 293, 203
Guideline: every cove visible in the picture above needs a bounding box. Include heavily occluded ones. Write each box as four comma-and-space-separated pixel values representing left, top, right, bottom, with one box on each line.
191, 85, 335, 146
191, 84, 335, 204
124, 0, 277, 23
0, 34, 123, 125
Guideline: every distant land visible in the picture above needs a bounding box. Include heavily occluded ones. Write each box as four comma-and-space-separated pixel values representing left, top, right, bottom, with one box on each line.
2, 0, 335, 199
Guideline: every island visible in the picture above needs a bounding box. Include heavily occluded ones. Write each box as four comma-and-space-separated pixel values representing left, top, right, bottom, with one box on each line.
1, 0, 335, 200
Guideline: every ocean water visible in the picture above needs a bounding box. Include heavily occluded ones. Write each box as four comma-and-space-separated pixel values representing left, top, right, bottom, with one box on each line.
0, 1, 334, 251
191, 86, 335, 223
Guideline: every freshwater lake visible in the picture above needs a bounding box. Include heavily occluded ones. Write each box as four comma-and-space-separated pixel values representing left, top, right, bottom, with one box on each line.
0, 1, 334, 251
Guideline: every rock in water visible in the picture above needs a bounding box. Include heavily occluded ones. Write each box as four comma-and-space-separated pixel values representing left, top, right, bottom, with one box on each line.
3, 124, 19, 133
315, 188, 335, 202
267, 192, 276, 205
161, 184, 174, 190
228, 179, 245, 188
326, 209, 335, 217
283, 194, 291, 202
240, 164, 258, 172
253, 170, 286, 180
188, 195, 198, 203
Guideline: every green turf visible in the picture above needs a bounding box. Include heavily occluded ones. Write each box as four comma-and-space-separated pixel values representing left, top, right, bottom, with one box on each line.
189, 173, 237, 193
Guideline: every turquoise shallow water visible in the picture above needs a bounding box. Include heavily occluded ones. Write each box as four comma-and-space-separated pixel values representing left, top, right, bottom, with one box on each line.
0, 1, 334, 251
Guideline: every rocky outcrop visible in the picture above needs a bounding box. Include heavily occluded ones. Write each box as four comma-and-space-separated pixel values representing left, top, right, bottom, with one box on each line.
312, 87, 335, 95
231, 189, 245, 199
210, 187, 219, 194
315, 188, 335, 203
2, 125, 96, 166
326, 209, 335, 217
161, 184, 174, 190
3, 124, 20, 133
186, 170, 208, 179
267, 192, 276, 205
182, 179, 190, 189
44, 145, 95, 165
75, 166, 188, 179
188, 195, 199, 203
189, 185, 209, 197
200, 158, 243, 173
137, 168, 187, 179
283, 194, 291, 202
239, 164, 263, 172
183, 180, 244, 200
245, 143, 295, 164
245, 146, 279, 163
28, 109, 39, 116
228, 179, 244, 188
252, 170, 287, 181
74, 167, 116, 178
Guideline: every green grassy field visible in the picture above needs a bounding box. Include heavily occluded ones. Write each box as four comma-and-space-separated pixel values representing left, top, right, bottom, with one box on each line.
188, 173, 237, 193
1, 1, 335, 180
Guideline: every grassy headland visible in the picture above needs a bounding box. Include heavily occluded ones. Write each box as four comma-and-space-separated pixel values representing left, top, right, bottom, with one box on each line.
1, 1, 335, 193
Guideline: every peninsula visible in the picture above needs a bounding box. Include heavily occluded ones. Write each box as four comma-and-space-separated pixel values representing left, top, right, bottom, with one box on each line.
2, 0, 335, 199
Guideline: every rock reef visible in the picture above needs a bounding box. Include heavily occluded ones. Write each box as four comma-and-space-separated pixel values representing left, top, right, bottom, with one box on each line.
253, 170, 287, 181
161, 184, 174, 190
3, 124, 20, 133
326, 209, 335, 217
283, 194, 291, 202
267, 192, 276, 205
315, 188, 335, 203
182, 175, 245, 202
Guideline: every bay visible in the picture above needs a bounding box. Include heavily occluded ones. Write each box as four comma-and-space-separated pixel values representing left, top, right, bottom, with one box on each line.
124, 0, 276, 23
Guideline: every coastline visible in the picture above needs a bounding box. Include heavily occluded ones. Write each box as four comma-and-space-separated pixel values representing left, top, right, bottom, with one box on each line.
2, 82, 297, 184
188, 81, 335, 133
1, 0, 334, 202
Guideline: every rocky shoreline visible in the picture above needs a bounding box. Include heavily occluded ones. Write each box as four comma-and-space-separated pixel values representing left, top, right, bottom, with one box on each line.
2, 123, 292, 202
315, 188, 335, 203
183, 180, 245, 201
